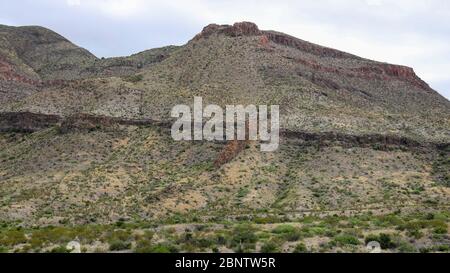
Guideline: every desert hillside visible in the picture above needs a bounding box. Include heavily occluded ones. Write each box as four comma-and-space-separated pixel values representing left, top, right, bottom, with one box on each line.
0, 22, 449, 253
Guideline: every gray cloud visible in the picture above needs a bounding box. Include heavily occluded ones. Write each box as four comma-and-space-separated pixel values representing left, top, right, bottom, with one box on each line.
0, 0, 449, 99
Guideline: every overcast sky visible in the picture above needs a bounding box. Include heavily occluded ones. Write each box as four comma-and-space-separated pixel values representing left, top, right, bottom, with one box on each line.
1, 0, 449, 100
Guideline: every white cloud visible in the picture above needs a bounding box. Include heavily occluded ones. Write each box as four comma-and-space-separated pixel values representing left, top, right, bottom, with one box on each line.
365, 0, 383, 6
77, 0, 146, 18
66, 0, 80, 7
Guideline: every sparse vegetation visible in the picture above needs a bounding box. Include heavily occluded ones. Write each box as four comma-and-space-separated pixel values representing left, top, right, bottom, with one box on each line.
123, 74, 143, 83
0, 211, 447, 253
0, 21, 449, 254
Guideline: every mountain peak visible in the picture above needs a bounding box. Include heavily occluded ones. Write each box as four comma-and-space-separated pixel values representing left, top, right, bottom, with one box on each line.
193, 21, 262, 40
191, 21, 432, 91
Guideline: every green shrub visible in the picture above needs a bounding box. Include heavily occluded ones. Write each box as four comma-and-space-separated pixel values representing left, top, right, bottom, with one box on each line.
109, 240, 132, 251
185, 236, 216, 250
365, 233, 397, 249
135, 230, 154, 242
253, 216, 283, 224
333, 234, 360, 246
49, 246, 71, 253
133, 231, 155, 253
272, 225, 296, 234
407, 229, 423, 239
136, 243, 178, 253
230, 224, 257, 248
260, 241, 280, 253
124, 74, 143, 83
400, 219, 447, 232
374, 215, 404, 227
379, 234, 397, 249
435, 245, 450, 252
397, 241, 416, 253
29, 227, 77, 248
293, 243, 308, 253
419, 247, 431, 253
272, 225, 301, 242
433, 227, 448, 235
282, 231, 301, 242
108, 230, 132, 241
364, 234, 379, 245
0, 230, 27, 246
135, 240, 152, 253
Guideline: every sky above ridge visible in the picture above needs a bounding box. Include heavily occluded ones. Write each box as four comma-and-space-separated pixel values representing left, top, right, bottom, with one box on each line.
1, 0, 449, 99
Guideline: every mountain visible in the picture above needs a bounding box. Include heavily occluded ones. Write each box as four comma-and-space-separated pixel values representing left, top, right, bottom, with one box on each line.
0, 22, 449, 253
2, 22, 449, 141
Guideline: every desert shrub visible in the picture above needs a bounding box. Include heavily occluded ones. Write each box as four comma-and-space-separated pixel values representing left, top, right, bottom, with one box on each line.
115, 219, 126, 228
406, 228, 423, 239
215, 234, 227, 245
398, 221, 423, 231
419, 247, 431, 253
109, 240, 132, 251
365, 233, 397, 249
133, 231, 154, 253
433, 227, 448, 235
28, 227, 79, 248
282, 230, 302, 242
364, 234, 380, 245
399, 219, 447, 233
0, 230, 27, 246
300, 226, 331, 237
256, 232, 270, 242
373, 214, 404, 227
105, 229, 133, 246
293, 243, 308, 253
260, 241, 280, 253
378, 233, 397, 249
272, 225, 296, 234
135, 230, 154, 241
424, 213, 435, 220
136, 243, 179, 253
237, 187, 250, 198
333, 234, 360, 246
253, 216, 283, 224
397, 241, 416, 253
427, 219, 448, 230
198, 237, 217, 249
230, 224, 257, 246
49, 245, 71, 253
272, 225, 301, 242
134, 239, 152, 253
184, 235, 217, 250
74, 225, 107, 243
124, 74, 143, 83
435, 245, 450, 252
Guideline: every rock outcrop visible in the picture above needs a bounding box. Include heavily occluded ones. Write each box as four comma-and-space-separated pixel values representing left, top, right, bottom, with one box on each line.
194, 22, 262, 40
0, 112, 61, 132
